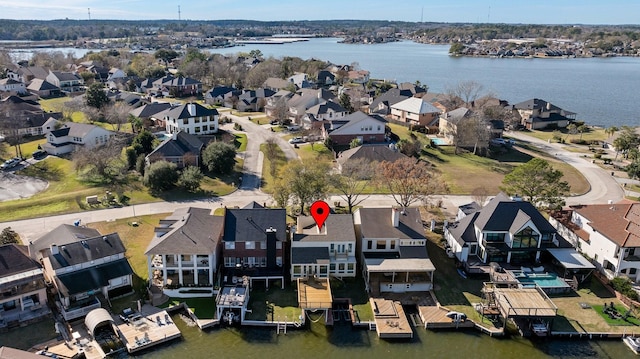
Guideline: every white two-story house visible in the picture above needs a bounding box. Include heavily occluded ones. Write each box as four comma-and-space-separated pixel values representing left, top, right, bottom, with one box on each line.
354, 207, 435, 295
32, 225, 133, 320
43, 122, 113, 155
291, 214, 357, 279
550, 201, 640, 281
163, 103, 219, 135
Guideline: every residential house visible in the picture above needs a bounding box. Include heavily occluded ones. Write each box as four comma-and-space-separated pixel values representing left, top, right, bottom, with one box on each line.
354, 207, 435, 295
0, 244, 50, 329
0, 78, 26, 94
444, 193, 560, 270
439, 107, 473, 144
264, 90, 294, 119
163, 103, 219, 135
129, 102, 172, 129
145, 131, 204, 169
291, 214, 357, 279
236, 88, 276, 112
301, 101, 348, 128
263, 77, 291, 91
390, 97, 441, 127
222, 205, 287, 282
145, 207, 224, 298
26, 79, 60, 98
43, 122, 113, 156
316, 70, 336, 87
512, 98, 576, 130
0, 96, 62, 137
336, 143, 406, 173
422, 92, 457, 113
324, 111, 387, 146
32, 225, 133, 320
287, 73, 312, 89
45, 71, 84, 94
150, 75, 202, 97
204, 86, 235, 105
347, 70, 370, 84
6, 66, 49, 83
549, 201, 640, 281
107, 68, 127, 82
288, 88, 335, 124
397, 82, 427, 98
368, 88, 411, 115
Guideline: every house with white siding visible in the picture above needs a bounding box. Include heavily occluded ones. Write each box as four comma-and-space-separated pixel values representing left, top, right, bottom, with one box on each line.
42, 122, 113, 155
163, 103, 219, 135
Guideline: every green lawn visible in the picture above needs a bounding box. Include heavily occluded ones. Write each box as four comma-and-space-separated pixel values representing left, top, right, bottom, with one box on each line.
246, 283, 301, 322
235, 133, 248, 152
161, 297, 217, 320
523, 127, 608, 144
330, 277, 374, 322
592, 304, 640, 326
260, 143, 286, 193
295, 143, 334, 164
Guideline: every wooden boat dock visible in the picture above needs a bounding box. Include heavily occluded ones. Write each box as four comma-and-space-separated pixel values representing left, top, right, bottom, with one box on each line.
370, 298, 413, 339
418, 306, 474, 329
118, 307, 181, 354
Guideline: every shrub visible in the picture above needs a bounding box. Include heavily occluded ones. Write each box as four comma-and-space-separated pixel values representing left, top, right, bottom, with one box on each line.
611, 277, 639, 301
594, 153, 603, 159
143, 161, 179, 192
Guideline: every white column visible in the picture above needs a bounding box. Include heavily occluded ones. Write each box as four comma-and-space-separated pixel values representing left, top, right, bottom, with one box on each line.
209, 254, 214, 286
178, 255, 183, 285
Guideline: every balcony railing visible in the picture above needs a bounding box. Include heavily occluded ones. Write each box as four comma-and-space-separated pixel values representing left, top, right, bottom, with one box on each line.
60, 297, 101, 321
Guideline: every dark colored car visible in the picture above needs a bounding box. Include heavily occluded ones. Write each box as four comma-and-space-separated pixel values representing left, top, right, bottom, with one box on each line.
32, 150, 47, 159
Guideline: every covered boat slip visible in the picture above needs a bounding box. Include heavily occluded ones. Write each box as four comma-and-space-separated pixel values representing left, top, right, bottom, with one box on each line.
370, 298, 413, 338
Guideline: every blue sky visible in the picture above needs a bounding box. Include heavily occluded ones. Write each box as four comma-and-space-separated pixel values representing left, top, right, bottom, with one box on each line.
0, 0, 637, 24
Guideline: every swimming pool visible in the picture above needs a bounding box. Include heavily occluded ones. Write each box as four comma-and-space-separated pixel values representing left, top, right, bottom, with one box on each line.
512, 271, 571, 294
430, 138, 450, 146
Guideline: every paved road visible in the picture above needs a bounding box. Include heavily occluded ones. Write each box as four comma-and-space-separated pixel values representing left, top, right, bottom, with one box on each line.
1, 127, 633, 243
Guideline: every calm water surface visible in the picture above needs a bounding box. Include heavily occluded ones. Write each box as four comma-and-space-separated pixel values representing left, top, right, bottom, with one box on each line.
130, 314, 634, 359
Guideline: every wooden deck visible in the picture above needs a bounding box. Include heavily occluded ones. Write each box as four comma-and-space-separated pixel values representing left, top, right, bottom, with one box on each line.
118, 308, 181, 354
418, 306, 474, 329
494, 287, 558, 318
370, 298, 413, 339
297, 277, 332, 310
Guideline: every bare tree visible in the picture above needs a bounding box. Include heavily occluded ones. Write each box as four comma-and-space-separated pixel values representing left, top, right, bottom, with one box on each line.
330, 158, 373, 213
273, 96, 290, 122
73, 136, 126, 182
264, 137, 280, 177
454, 80, 485, 106
103, 102, 133, 131
471, 187, 490, 207
376, 158, 446, 208
456, 114, 492, 155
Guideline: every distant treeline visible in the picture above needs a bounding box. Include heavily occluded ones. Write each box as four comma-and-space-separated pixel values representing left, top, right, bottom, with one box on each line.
0, 19, 639, 44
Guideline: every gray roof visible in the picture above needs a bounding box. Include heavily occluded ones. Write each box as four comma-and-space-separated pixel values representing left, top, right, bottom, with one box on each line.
474, 193, 557, 233
50, 71, 81, 82
55, 258, 132, 296
458, 202, 481, 216
129, 102, 171, 118
329, 111, 387, 136
145, 207, 224, 255
446, 212, 480, 246
337, 144, 407, 167
164, 102, 218, 120
31, 224, 102, 257
291, 247, 330, 264
146, 131, 203, 159
358, 207, 425, 240
292, 214, 355, 243
369, 88, 410, 112
306, 101, 347, 116
49, 122, 110, 139
42, 233, 127, 269
0, 244, 41, 277
444, 107, 472, 124
224, 208, 287, 243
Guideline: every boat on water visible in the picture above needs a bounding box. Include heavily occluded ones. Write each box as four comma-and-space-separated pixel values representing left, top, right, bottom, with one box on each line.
531, 321, 548, 337
623, 336, 640, 355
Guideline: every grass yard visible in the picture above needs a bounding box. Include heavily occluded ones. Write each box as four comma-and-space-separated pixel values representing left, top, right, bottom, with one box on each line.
235, 133, 248, 152
161, 297, 217, 320
0, 317, 57, 350
260, 143, 286, 193
592, 304, 640, 326
246, 282, 301, 322
330, 277, 374, 322
247, 115, 270, 125
295, 143, 334, 164
523, 127, 608, 144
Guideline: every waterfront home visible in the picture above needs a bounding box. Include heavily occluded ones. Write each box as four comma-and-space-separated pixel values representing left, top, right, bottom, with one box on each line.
549, 200, 640, 282
354, 207, 435, 295
390, 97, 441, 127
336, 143, 407, 173
26, 78, 60, 98
397, 82, 427, 98
438, 107, 474, 144
42, 122, 114, 156
162, 102, 219, 135
287, 73, 312, 89
31, 224, 133, 320
0, 244, 50, 329
316, 70, 336, 87
145, 207, 224, 299
323, 111, 387, 146
512, 98, 576, 130
222, 204, 287, 288
6, 65, 49, 83
290, 214, 357, 279
145, 131, 204, 169
445, 193, 559, 268
347, 69, 370, 84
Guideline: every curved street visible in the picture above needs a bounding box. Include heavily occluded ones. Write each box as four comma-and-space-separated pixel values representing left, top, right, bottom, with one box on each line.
1, 123, 636, 243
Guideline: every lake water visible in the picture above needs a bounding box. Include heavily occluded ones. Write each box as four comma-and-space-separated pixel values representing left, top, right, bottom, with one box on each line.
8, 38, 640, 128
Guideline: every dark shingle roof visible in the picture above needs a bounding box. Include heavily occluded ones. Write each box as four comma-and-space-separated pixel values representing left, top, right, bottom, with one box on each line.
474, 193, 556, 233
447, 212, 481, 246
358, 208, 425, 240
0, 244, 41, 277
31, 224, 102, 257
291, 247, 330, 264
224, 208, 287, 243
337, 144, 407, 168
146, 131, 203, 158
42, 233, 127, 269
145, 207, 224, 255
292, 214, 355, 243
55, 258, 132, 296
164, 102, 218, 119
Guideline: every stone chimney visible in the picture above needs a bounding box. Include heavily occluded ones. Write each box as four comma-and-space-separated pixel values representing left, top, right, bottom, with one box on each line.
392, 208, 400, 228
187, 103, 196, 117
50, 243, 59, 255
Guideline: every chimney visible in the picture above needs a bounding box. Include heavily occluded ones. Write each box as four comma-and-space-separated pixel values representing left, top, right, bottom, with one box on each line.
51, 243, 59, 255
187, 103, 196, 116
392, 208, 400, 228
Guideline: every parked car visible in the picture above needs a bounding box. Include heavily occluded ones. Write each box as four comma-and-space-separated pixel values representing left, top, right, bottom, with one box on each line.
1, 157, 21, 170
32, 150, 47, 159
286, 125, 300, 131
288, 137, 304, 144
270, 119, 280, 125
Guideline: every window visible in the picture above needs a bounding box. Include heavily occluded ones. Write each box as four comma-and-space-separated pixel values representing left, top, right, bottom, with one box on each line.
330, 263, 336, 271
224, 257, 236, 267
276, 241, 282, 249
245, 241, 255, 250
225, 242, 235, 250
367, 240, 373, 250
260, 241, 267, 250
348, 243, 353, 253
485, 233, 505, 242
276, 257, 282, 267
259, 257, 267, 267
390, 241, 396, 250
347, 263, 355, 272
376, 240, 386, 250
319, 266, 328, 275
631, 268, 638, 275
512, 227, 539, 249
194, 127, 201, 133
293, 265, 302, 275
330, 243, 335, 252
247, 257, 256, 266
338, 263, 345, 272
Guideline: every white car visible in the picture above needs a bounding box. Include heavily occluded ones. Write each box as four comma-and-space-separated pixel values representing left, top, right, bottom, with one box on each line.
1, 157, 21, 170
288, 137, 304, 144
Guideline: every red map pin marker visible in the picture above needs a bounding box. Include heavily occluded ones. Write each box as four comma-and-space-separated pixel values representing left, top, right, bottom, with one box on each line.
310, 200, 330, 230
